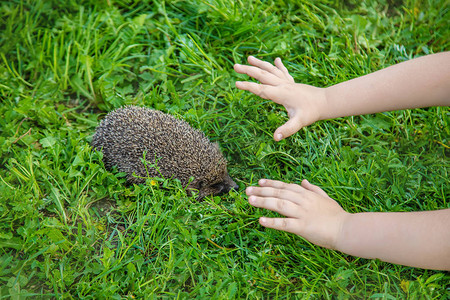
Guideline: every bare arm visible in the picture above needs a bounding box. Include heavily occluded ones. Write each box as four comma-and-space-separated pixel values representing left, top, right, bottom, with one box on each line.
235, 52, 450, 140
323, 51, 450, 120
246, 179, 450, 270
337, 210, 450, 270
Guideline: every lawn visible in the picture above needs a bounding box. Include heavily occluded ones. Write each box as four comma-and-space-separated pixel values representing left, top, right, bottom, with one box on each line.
1, 0, 449, 298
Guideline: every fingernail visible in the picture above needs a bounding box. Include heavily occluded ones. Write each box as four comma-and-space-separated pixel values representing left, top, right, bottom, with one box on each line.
276, 133, 283, 140
260, 217, 267, 224
246, 187, 253, 194
259, 179, 266, 185
248, 196, 256, 205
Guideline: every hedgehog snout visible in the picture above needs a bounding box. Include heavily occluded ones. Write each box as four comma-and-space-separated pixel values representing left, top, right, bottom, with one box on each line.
202, 174, 238, 196
222, 174, 239, 193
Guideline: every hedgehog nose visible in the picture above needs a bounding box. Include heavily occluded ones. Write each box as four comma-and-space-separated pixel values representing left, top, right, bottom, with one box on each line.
222, 183, 238, 194
223, 175, 239, 194
228, 179, 239, 192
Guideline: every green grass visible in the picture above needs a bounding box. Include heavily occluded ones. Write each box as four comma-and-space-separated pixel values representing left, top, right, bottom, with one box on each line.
1, 0, 449, 298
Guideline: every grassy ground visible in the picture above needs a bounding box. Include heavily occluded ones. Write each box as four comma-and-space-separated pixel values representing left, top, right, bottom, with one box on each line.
1, 0, 449, 298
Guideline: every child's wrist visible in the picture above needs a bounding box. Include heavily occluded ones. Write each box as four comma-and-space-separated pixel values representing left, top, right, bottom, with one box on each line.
318, 86, 332, 121
332, 211, 352, 252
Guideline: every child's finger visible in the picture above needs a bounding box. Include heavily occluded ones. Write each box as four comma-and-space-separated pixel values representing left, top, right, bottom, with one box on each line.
259, 217, 302, 235
274, 117, 303, 141
234, 64, 285, 85
247, 56, 286, 78
246, 186, 304, 205
248, 195, 301, 218
274, 58, 294, 82
301, 179, 330, 198
258, 179, 304, 194
235, 82, 282, 101
235, 81, 266, 97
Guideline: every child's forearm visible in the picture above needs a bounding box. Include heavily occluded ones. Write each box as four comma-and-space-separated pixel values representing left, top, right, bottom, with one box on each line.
321, 52, 450, 120
336, 209, 450, 270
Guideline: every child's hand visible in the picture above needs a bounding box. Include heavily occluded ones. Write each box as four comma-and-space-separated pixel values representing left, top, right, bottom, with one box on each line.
234, 56, 326, 141
246, 179, 349, 250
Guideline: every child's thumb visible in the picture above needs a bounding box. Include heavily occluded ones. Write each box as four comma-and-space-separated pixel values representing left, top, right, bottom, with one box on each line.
274, 118, 302, 141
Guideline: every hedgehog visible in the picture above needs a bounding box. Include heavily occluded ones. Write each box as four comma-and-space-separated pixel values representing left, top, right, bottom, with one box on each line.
91, 105, 238, 199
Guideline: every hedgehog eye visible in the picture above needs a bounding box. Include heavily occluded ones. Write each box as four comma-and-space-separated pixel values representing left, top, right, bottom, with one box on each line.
197, 181, 204, 189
